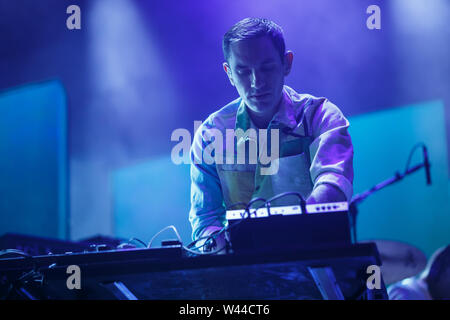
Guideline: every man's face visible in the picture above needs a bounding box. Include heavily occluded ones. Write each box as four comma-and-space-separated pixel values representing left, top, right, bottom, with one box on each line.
224, 36, 292, 115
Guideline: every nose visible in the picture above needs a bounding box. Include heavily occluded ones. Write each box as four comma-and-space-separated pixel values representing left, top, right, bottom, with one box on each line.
250, 70, 265, 89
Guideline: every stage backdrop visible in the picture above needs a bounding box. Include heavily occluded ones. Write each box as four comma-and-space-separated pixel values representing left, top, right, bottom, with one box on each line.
113, 100, 449, 256
0, 80, 69, 239
350, 100, 449, 257
113, 158, 191, 245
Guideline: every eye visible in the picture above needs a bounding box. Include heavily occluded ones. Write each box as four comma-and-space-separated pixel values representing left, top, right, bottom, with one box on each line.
236, 68, 250, 76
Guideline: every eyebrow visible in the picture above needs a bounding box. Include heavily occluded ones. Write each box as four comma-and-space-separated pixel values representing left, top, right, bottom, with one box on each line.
235, 59, 276, 69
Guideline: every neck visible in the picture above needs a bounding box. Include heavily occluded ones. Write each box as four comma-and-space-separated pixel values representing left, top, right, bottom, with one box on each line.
247, 96, 283, 129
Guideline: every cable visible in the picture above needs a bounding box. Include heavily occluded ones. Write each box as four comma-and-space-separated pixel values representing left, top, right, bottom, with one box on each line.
147, 225, 184, 248
183, 243, 227, 256
223, 192, 307, 244
180, 193, 306, 256
145, 224, 228, 256
190, 198, 270, 255
185, 202, 245, 250
186, 225, 234, 255
185, 227, 229, 254
129, 237, 147, 247
226, 197, 267, 231
117, 237, 148, 249
244, 197, 266, 215
189, 198, 269, 254
266, 191, 305, 205
266, 191, 306, 214
185, 200, 253, 254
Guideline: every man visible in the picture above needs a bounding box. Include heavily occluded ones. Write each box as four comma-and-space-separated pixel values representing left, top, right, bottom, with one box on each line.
388, 245, 450, 300
189, 18, 354, 251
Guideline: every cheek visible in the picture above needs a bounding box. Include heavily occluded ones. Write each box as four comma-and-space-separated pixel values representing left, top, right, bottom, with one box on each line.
234, 77, 250, 92
266, 69, 283, 83
268, 73, 284, 92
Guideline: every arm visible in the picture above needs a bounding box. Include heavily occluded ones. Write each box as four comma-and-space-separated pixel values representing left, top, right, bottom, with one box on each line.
307, 183, 346, 204
306, 99, 354, 204
188, 121, 227, 242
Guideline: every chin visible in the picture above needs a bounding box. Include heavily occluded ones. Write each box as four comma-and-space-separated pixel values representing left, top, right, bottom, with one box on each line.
247, 100, 272, 111
246, 103, 265, 114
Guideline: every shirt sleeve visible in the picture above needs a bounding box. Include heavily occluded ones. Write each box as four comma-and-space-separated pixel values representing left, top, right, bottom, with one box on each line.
387, 278, 431, 300
188, 120, 227, 241
307, 99, 354, 201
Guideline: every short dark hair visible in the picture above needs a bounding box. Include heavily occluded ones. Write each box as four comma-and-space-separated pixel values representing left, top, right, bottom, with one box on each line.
222, 18, 286, 62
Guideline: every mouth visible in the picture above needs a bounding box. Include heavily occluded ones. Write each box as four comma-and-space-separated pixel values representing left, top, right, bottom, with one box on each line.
251, 92, 271, 99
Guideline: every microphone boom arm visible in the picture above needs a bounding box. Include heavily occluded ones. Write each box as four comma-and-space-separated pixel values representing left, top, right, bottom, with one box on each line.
349, 159, 430, 243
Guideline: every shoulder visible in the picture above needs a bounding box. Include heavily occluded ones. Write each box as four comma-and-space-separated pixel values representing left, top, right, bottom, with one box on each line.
284, 86, 348, 136
193, 97, 241, 133
284, 85, 324, 106
284, 85, 342, 119
205, 97, 241, 129
192, 97, 241, 143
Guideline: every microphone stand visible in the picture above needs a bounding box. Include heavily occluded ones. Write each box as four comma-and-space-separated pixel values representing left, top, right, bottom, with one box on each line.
349, 161, 430, 243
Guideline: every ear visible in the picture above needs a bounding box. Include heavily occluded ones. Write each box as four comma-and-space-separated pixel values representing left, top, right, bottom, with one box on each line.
223, 62, 235, 86
283, 51, 294, 76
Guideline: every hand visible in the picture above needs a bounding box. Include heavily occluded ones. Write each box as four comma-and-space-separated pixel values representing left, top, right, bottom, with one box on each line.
197, 226, 227, 254
307, 184, 346, 204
